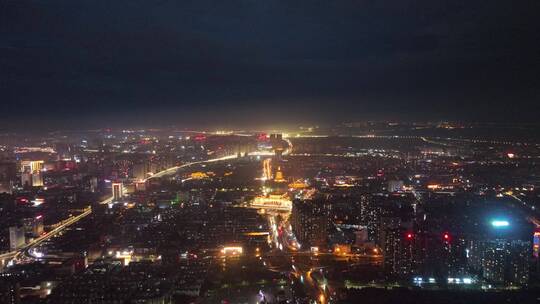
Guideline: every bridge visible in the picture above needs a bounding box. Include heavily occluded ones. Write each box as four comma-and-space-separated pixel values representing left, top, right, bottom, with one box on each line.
0, 205, 95, 268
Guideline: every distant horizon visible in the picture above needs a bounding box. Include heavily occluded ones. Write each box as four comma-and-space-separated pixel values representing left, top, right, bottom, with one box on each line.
3, 119, 540, 137
2, 1, 540, 129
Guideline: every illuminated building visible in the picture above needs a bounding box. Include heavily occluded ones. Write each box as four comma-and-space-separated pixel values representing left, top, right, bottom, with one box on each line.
89, 177, 98, 192
20, 160, 44, 187
220, 246, 243, 257
379, 218, 416, 277
190, 171, 208, 179
115, 248, 134, 266
22, 160, 44, 173
464, 218, 530, 286
34, 215, 44, 236
112, 182, 123, 201
132, 162, 151, 180
9, 226, 25, 250
387, 180, 404, 192
31, 173, 43, 187
22, 215, 44, 237
468, 239, 531, 286
252, 194, 292, 211
269, 133, 285, 159
412, 230, 468, 280
288, 179, 309, 189
534, 229, 540, 258
20, 172, 31, 187
263, 158, 272, 180
291, 199, 331, 247
274, 166, 286, 183
333, 244, 351, 255
135, 180, 147, 192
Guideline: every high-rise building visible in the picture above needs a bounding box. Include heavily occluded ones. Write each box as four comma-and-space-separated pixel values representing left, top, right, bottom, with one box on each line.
269, 133, 285, 159
89, 177, 98, 193
468, 239, 531, 286
533, 229, 540, 258
112, 182, 123, 201
20, 173, 32, 188
291, 199, 331, 247
387, 180, 404, 192
379, 217, 416, 277
132, 162, 151, 180
31, 173, 43, 187
0, 161, 16, 194
22, 215, 44, 237
20, 160, 44, 187
9, 226, 25, 251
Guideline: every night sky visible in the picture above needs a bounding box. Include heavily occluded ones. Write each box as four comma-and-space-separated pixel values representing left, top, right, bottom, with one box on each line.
1, 0, 540, 129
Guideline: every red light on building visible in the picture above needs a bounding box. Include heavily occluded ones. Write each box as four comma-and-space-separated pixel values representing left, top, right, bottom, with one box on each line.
443, 233, 450, 241
406, 233, 413, 239
17, 197, 29, 204
194, 134, 206, 141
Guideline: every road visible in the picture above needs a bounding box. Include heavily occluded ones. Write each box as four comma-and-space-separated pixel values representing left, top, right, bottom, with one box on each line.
1, 207, 92, 267
0, 194, 116, 268
145, 154, 238, 180
504, 193, 540, 227
146, 140, 292, 182
264, 212, 381, 303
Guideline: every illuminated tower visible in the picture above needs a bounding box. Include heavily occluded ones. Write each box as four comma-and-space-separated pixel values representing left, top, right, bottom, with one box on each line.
274, 166, 286, 183
263, 158, 272, 180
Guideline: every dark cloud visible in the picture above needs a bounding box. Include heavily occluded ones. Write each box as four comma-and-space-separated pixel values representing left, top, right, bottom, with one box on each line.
1, 0, 540, 129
